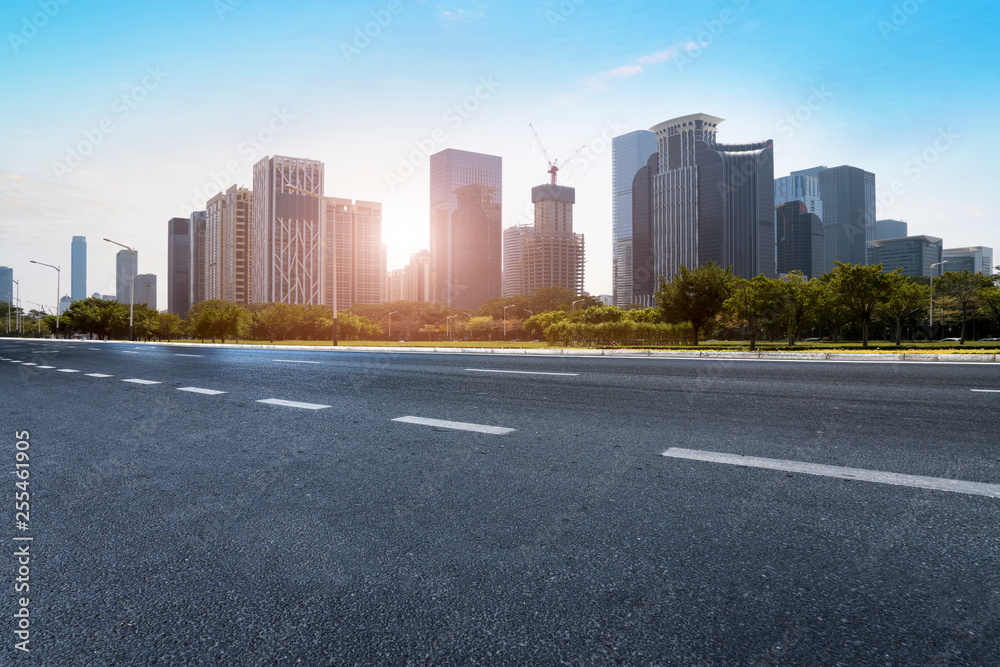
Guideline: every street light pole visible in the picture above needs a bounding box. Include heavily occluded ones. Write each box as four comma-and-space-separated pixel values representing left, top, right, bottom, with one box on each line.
929, 260, 948, 335
103, 238, 136, 341
29, 260, 60, 336
503, 304, 515, 339
11, 279, 20, 334
387, 311, 398, 341
446, 314, 458, 341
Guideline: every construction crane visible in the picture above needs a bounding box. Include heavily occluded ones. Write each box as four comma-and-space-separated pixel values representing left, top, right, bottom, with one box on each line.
530, 124, 586, 186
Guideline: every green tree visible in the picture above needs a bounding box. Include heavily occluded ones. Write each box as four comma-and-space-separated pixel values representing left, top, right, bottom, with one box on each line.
467, 315, 496, 340
655, 262, 735, 346
154, 311, 184, 341
724, 274, 780, 351
829, 262, 899, 347
255, 303, 296, 343
875, 275, 930, 346
936, 270, 992, 344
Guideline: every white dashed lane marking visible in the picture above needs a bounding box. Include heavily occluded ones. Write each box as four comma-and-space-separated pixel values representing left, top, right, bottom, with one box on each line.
175, 354, 204, 358
392, 416, 515, 435
662, 448, 1000, 499
466, 368, 579, 377
86, 374, 114, 378
122, 379, 161, 385
57, 369, 80, 373
971, 389, 1000, 393
274, 360, 322, 364
37, 366, 55, 369
256, 398, 331, 410
177, 387, 227, 396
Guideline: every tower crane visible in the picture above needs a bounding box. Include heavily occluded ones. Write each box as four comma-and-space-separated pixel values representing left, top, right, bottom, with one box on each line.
529, 124, 586, 186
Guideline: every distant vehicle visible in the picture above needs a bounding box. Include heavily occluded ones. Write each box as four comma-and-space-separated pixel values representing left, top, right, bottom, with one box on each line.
804, 337, 821, 342
940, 338, 961, 342
978, 337, 1000, 342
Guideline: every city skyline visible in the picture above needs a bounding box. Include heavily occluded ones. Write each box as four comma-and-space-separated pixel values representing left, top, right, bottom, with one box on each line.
2, 0, 998, 311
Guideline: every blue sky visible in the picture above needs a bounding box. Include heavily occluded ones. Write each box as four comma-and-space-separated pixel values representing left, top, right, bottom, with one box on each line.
2, 0, 998, 310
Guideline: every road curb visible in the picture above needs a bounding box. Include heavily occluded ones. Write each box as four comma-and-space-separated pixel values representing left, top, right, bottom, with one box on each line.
10, 337, 999, 362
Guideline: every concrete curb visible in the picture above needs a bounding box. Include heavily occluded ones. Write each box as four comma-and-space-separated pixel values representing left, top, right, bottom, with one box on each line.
16, 337, 999, 362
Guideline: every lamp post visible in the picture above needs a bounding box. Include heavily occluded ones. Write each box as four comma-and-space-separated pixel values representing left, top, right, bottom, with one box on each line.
388, 311, 398, 341
29, 260, 60, 336
446, 314, 458, 341
929, 260, 948, 335
103, 238, 135, 341
283, 185, 338, 346
27, 301, 48, 336
572, 299, 585, 309
3, 290, 9, 335
503, 304, 515, 339
11, 279, 20, 334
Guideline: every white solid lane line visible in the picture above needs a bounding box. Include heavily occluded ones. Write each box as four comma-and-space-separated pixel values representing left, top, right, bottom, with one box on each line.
178, 387, 227, 395
175, 354, 204, 357
662, 447, 1000, 499
86, 374, 114, 378
392, 416, 515, 435
971, 389, 1000, 393
274, 360, 322, 364
465, 368, 579, 377
257, 398, 331, 410
122, 379, 161, 385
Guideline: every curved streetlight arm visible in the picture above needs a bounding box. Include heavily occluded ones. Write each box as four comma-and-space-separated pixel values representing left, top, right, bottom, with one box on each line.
30, 260, 61, 334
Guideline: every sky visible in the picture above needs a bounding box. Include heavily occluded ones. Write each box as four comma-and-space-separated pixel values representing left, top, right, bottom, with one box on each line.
2, 0, 998, 313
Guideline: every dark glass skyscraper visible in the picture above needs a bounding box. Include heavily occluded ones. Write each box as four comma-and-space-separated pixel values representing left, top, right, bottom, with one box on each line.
817, 165, 875, 270
630, 153, 658, 303
612, 130, 658, 306
429, 149, 502, 309
167, 217, 191, 315
776, 201, 825, 279
71, 236, 87, 302
867, 235, 943, 277
650, 114, 775, 282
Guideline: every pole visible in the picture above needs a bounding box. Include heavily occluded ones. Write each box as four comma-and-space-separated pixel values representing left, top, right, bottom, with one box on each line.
929, 260, 948, 336
103, 239, 136, 341
388, 311, 398, 341
29, 260, 61, 336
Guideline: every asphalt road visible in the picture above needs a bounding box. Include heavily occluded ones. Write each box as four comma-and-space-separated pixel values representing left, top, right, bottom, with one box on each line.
1, 339, 999, 665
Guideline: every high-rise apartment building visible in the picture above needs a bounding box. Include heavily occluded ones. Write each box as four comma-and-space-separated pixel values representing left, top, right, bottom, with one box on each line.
115, 249, 138, 305
521, 184, 584, 295
404, 250, 431, 303
167, 217, 192, 315
135, 274, 157, 310
430, 149, 502, 309
875, 219, 908, 241
251, 156, 325, 305
71, 236, 87, 302
612, 130, 658, 306
650, 114, 775, 283
205, 185, 253, 304
776, 201, 825, 279
943, 246, 993, 275
502, 225, 533, 298
324, 198, 384, 308
867, 235, 943, 277
816, 165, 876, 270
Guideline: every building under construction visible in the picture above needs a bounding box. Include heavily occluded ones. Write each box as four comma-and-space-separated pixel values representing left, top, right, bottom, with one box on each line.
520, 184, 585, 295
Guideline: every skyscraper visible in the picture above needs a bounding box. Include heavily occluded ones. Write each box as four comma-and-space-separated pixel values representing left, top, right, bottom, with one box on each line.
205, 185, 253, 304
875, 219, 908, 241
135, 274, 157, 310
502, 225, 533, 298
775, 170, 823, 219
189, 210, 207, 306
205, 191, 226, 300
650, 114, 775, 282
816, 165, 876, 270
115, 249, 138, 305
612, 130, 658, 306
776, 201, 825, 279
251, 156, 324, 305
324, 198, 385, 307
522, 184, 584, 295
630, 153, 659, 305
71, 236, 87, 302
167, 217, 192, 315
430, 148, 502, 309
0, 267, 13, 311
